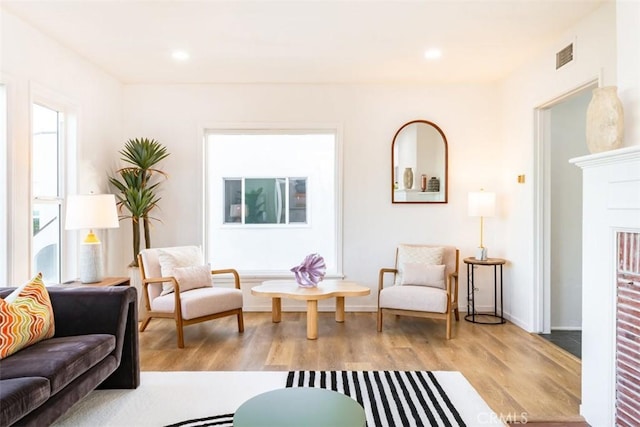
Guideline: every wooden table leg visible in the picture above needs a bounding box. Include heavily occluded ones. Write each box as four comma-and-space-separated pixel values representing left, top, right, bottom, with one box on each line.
272, 298, 282, 323
307, 300, 318, 340
335, 296, 345, 322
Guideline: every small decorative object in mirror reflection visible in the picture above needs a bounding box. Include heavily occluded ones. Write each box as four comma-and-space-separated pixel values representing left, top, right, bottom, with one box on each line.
428, 177, 440, 192
403, 168, 414, 189
420, 175, 427, 192
291, 253, 326, 287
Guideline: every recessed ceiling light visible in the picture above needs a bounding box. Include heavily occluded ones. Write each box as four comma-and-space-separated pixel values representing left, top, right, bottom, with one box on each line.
171, 50, 190, 61
424, 49, 442, 60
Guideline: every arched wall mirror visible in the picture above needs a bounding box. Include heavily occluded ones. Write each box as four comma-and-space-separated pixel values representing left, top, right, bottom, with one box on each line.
392, 120, 448, 203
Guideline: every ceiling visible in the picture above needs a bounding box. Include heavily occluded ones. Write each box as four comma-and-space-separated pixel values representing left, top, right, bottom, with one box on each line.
1, 0, 608, 84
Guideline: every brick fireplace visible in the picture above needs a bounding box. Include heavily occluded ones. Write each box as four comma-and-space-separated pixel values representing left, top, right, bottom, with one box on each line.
616, 231, 640, 426
571, 146, 640, 426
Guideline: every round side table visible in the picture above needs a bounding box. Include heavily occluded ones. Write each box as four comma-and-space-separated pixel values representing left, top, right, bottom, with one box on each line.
234, 387, 366, 427
463, 257, 507, 325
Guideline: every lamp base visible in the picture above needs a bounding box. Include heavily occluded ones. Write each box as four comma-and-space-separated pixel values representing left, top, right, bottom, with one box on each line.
476, 247, 488, 261
79, 242, 103, 283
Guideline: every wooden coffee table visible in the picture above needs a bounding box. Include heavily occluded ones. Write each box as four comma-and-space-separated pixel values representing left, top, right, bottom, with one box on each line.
251, 280, 370, 339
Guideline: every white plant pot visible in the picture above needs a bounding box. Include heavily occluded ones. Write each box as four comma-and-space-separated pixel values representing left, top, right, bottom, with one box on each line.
128, 266, 147, 319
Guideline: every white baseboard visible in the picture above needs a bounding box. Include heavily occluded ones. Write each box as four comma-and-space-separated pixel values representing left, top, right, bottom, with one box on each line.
503, 312, 529, 331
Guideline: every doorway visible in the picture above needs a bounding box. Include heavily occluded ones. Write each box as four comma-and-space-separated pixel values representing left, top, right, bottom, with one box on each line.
535, 81, 597, 355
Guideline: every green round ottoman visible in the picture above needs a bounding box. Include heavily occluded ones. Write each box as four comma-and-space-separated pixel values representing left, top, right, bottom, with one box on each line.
233, 387, 366, 427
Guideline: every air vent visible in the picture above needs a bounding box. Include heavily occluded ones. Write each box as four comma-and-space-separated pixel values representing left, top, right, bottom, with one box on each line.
556, 43, 574, 69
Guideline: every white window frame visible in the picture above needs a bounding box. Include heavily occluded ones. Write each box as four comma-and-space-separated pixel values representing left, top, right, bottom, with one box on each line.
0, 80, 8, 284
29, 87, 77, 284
202, 123, 343, 279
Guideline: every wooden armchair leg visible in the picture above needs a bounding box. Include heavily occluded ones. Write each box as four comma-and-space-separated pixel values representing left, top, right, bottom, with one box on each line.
237, 311, 245, 333
446, 312, 452, 340
139, 317, 151, 332
175, 317, 185, 348
377, 309, 383, 332
454, 307, 460, 322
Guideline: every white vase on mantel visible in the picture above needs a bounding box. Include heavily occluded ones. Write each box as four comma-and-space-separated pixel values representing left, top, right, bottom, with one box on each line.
585, 86, 624, 154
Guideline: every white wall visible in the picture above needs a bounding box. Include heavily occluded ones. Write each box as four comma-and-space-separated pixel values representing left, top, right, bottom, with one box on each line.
617, 0, 640, 146
122, 83, 505, 311
501, 2, 617, 330
0, 9, 124, 284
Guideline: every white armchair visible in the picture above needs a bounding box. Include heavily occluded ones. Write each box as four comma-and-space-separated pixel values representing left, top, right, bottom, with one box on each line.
137, 246, 244, 348
377, 244, 459, 339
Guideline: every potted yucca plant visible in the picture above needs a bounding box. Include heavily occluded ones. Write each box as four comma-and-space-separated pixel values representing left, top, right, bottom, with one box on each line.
109, 138, 169, 267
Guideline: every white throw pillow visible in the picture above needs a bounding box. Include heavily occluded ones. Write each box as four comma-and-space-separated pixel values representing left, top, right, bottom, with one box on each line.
158, 246, 204, 295
400, 263, 446, 289
395, 245, 445, 286
171, 264, 212, 293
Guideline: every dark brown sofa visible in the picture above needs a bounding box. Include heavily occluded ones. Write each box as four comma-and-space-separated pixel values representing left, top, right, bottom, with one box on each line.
0, 286, 140, 426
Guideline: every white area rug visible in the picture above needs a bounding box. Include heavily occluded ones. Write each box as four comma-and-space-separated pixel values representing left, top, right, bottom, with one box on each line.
52, 371, 504, 427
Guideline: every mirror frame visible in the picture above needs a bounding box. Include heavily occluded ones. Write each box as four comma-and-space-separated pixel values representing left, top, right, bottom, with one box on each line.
391, 120, 448, 204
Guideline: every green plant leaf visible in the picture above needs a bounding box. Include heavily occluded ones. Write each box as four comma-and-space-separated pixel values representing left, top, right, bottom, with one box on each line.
107, 138, 170, 263
120, 138, 170, 170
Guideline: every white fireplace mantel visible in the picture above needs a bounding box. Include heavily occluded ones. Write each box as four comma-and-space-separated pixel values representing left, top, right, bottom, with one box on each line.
570, 145, 640, 426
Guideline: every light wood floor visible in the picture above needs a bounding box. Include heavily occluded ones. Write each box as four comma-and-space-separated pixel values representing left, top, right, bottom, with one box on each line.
139, 311, 582, 423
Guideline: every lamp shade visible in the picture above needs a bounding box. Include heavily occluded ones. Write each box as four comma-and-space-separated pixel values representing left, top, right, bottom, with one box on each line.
468, 191, 496, 217
65, 194, 120, 230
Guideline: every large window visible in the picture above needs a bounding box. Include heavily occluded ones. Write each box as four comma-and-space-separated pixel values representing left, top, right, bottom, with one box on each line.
205, 130, 340, 276
31, 103, 64, 283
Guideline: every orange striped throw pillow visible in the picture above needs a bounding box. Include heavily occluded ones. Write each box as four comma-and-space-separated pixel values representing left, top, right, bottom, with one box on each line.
0, 273, 55, 359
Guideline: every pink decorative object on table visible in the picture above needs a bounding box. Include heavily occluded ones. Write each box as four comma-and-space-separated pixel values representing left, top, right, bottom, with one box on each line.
291, 253, 326, 287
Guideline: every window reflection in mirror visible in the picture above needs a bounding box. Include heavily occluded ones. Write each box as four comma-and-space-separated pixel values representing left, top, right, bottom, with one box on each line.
392, 120, 448, 204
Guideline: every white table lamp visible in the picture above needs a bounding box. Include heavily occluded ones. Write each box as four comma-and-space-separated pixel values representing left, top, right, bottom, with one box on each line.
65, 194, 120, 283
468, 189, 496, 261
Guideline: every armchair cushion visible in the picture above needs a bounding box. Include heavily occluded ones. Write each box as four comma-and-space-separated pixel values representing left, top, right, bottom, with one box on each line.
395, 245, 444, 285
379, 285, 448, 313
400, 263, 446, 289
171, 264, 213, 293
158, 246, 205, 296
151, 287, 243, 320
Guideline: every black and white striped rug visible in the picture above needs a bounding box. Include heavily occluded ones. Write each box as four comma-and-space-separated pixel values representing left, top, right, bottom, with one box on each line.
286, 370, 466, 427
165, 413, 234, 427
170, 371, 467, 427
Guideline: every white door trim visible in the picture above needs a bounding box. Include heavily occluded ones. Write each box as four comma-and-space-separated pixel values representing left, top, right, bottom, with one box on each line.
533, 78, 599, 333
